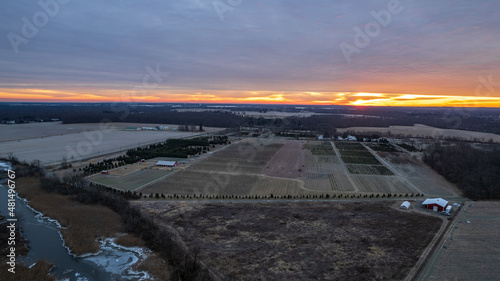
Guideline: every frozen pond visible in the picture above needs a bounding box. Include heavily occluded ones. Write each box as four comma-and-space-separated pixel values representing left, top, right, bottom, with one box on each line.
0, 161, 151, 280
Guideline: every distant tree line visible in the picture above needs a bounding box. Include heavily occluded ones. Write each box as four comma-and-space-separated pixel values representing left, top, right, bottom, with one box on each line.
423, 142, 500, 199
2, 103, 499, 134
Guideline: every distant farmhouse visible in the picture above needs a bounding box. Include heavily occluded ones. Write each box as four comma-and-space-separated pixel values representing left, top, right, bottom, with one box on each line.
124, 127, 141, 131
422, 198, 448, 212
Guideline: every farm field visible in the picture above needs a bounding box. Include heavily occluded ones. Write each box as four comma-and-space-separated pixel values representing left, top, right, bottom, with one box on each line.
366, 143, 401, 152
336, 124, 500, 143
302, 142, 355, 192
249, 177, 305, 196
335, 142, 383, 165
141, 170, 261, 196
187, 140, 284, 174
134, 137, 460, 198
335, 142, 396, 182
0, 122, 223, 165
262, 140, 305, 178
346, 164, 393, 175
90, 169, 172, 191
140, 139, 321, 197
303, 141, 336, 155
422, 201, 500, 281
135, 201, 443, 281
377, 151, 460, 197
352, 175, 416, 194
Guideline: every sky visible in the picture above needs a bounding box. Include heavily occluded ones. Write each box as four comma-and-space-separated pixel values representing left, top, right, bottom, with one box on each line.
1, 0, 500, 107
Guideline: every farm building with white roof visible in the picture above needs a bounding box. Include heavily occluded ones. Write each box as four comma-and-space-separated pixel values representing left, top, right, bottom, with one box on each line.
400, 201, 411, 209
422, 198, 448, 212
156, 160, 178, 167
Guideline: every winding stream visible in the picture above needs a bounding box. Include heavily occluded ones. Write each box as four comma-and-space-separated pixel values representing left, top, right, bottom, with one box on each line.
0, 162, 150, 281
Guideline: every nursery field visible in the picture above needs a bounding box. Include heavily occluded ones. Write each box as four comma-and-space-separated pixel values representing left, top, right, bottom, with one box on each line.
189, 140, 284, 174
249, 177, 305, 196
90, 169, 171, 191
142, 170, 261, 196
302, 142, 355, 192
377, 151, 460, 197
303, 141, 336, 155
132, 138, 460, 198
346, 164, 393, 176
352, 175, 416, 194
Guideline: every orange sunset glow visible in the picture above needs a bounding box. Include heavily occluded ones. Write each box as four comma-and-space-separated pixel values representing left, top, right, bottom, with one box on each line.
1, 1, 500, 108
2, 88, 500, 107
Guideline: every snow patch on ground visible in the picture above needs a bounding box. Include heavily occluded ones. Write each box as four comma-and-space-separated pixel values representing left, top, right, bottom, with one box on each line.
83, 237, 152, 280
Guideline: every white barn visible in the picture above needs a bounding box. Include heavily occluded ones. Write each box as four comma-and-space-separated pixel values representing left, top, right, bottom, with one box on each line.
400, 201, 411, 210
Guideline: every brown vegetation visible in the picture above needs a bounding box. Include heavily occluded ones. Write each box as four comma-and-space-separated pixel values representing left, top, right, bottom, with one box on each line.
16, 177, 123, 255
133, 254, 171, 281
114, 234, 146, 248
424, 142, 500, 199
137, 201, 443, 280
423, 201, 500, 281
0, 260, 55, 281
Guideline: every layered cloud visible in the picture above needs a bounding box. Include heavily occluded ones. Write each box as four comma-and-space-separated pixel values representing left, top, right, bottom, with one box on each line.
1, 0, 499, 106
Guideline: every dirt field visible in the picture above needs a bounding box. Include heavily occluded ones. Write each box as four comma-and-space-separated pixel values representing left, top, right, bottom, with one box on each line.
135, 200, 443, 281
421, 201, 500, 281
337, 124, 500, 143
0, 122, 223, 165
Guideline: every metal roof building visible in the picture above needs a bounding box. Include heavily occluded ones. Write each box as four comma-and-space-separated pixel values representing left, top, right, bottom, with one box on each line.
422, 198, 448, 212
400, 201, 411, 209
156, 160, 178, 167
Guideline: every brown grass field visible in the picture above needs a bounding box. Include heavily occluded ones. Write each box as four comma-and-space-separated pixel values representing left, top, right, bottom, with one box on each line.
422, 201, 500, 281
16, 177, 124, 255
0, 259, 55, 281
135, 200, 443, 281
